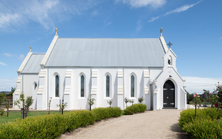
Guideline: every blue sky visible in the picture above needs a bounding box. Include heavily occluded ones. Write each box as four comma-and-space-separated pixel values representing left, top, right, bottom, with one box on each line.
0, 0, 222, 93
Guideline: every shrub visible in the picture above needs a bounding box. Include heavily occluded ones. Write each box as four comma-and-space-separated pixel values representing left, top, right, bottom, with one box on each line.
183, 119, 222, 139
0, 110, 95, 139
179, 108, 222, 129
123, 104, 147, 115
92, 107, 122, 121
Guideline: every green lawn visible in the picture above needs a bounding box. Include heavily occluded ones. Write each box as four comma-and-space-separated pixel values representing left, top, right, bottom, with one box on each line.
0, 111, 69, 124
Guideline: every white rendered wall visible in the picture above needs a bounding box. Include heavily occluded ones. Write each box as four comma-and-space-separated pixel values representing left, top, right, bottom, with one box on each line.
149, 68, 163, 81
22, 74, 39, 109
48, 68, 91, 110
124, 68, 146, 108
96, 68, 118, 108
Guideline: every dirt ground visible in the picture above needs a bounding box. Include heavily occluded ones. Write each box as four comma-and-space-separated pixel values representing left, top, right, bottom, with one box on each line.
60, 109, 191, 139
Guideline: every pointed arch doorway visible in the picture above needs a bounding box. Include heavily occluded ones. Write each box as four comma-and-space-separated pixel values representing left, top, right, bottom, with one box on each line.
163, 80, 175, 108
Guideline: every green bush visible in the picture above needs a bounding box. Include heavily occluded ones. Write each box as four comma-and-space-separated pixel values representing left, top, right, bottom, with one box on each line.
92, 107, 122, 121
0, 110, 95, 139
183, 119, 222, 139
123, 104, 147, 115
179, 108, 222, 129
0, 107, 123, 138
179, 108, 222, 139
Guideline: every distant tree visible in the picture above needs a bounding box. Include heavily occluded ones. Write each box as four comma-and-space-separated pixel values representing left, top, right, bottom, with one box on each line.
8, 87, 15, 96
185, 89, 193, 104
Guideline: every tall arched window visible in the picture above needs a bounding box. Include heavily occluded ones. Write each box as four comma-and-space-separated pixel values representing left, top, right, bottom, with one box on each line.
106, 75, 110, 97
131, 75, 135, 97
55, 75, 59, 97
81, 75, 84, 97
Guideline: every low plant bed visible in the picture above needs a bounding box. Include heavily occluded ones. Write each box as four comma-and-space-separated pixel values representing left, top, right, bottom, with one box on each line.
123, 104, 147, 115
0, 111, 69, 124
0, 107, 122, 138
179, 108, 222, 138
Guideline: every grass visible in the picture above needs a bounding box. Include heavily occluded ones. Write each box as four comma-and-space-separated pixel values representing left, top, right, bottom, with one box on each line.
0, 111, 69, 124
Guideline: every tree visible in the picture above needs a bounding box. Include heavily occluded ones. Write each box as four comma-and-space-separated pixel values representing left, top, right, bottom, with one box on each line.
8, 87, 15, 96
88, 95, 95, 111
25, 96, 34, 111
190, 93, 201, 119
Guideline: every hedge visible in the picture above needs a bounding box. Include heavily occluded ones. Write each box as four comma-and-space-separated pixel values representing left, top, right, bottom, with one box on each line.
179, 108, 222, 128
0, 107, 122, 138
92, 107, 122, 121
183, 118, 222, 139
124, 104, 147, 115
179, 108, 222, 139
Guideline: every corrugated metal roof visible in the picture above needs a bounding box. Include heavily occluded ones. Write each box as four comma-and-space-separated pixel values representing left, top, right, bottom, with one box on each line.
22, 54, 44, 73
45, 38, 165, 67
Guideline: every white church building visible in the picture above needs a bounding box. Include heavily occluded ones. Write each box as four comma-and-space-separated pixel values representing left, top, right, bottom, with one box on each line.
13, 28, 187, 110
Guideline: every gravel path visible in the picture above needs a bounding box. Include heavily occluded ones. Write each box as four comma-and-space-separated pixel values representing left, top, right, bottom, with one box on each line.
60, 109, 190, 139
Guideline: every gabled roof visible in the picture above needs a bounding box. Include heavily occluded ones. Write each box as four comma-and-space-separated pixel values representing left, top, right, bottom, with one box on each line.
22, 54, 44, 73
45, 38, 165, 67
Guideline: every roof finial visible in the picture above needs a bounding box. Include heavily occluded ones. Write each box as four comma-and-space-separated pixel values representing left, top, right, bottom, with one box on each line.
160, 27, 163, 36
55, 27, 58, 36
167, 42, 173, 48
29, 46, 32, 52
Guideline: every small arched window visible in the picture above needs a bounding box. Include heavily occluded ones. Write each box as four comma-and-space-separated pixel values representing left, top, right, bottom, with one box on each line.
55, 75, 59, 97
34, 82, 37, 90
80, 75, 84, 97
131, 75, 135, 97
168, 56, 172, 65
106, 75, 110, 97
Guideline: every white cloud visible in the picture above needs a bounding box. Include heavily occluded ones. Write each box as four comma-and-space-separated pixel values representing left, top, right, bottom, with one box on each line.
0, 62, 6, 66
0, 78, 16, 91
148, 0, 201, 22
116, 0, 166, 8
148, 16, 160, 22
0, 0, 100, 31
4, 53, 12, 57
219, 37, 222, 40
136, 20, 142, 32
91, 10, 98, 16
104, 17, 112, 26
18, 54, 25, 61
183, 76, 222, 94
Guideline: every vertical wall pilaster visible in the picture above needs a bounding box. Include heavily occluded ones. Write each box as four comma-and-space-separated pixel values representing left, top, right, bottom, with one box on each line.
91, 69, 97, 109
144, 69, 150, 110
64, 70, 72, 110
117, 69, 124, 109
37, 69, 47, 110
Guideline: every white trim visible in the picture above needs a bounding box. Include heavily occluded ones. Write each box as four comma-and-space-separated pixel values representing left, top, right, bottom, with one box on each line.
144, 86, 149, 94
118, 69, 123, 77
64, 86, 70, 94
17, 52, 33, 73
118, 86, 123, 94
65, 70, 72, 78
39, 70, 46, 77
159, 36, 168, 53
91, 86, 97, 94
144, 70, 149, 78
16, 77, 22, 83
37, 86, 44, 94
92, 70, 97, 78
40, 35, 59, 67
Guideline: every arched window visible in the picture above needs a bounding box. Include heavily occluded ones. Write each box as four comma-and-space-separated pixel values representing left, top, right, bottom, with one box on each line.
81, 75, 84, 97
55, 75, 59, 97
106, 75, 110, 97
168, 56, 172, 65
131, 75, 135, 97
34, 82, 37, 90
